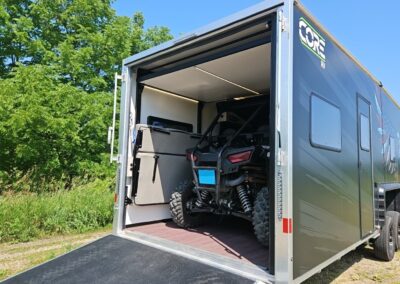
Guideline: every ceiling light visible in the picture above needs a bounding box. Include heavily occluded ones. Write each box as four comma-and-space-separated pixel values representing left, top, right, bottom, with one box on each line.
194, 67, 260, 95
144, 86, 199, 103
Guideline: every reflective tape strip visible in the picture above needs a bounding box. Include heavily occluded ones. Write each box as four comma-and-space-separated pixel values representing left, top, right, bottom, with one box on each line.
283, 218, 292, 234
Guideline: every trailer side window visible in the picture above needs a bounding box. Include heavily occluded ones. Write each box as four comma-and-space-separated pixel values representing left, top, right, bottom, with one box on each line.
390, 137, 396, 162
360, 114, 370, 151
310, 94, 341, 151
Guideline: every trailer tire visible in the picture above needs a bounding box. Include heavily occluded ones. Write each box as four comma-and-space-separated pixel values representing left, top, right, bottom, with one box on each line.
374, 215, 395, 261
253, 186, 270, 247
170, 180, 203, 228
386, 211, 400, 251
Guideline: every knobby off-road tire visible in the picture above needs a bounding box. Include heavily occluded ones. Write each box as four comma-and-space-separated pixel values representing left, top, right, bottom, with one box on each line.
253, 186, 270, 247
374, 215, 395, 261
386, 211, 400, 251
169, 180, 203, 228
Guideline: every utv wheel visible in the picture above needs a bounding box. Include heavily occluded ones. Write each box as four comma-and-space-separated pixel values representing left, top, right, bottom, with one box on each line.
386, 211, 400, 251
253, 187, 270, 247
169, 180, 203, 228
374, 215, 395, 261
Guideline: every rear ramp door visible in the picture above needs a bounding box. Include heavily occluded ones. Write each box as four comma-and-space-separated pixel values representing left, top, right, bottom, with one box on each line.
3, 235, 251, 284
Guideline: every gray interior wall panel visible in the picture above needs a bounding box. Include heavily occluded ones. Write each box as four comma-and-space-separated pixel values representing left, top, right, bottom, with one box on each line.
140, 87, 198, 132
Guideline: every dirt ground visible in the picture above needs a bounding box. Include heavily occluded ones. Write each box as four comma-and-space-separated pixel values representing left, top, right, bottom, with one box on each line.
0, 231, 399, 283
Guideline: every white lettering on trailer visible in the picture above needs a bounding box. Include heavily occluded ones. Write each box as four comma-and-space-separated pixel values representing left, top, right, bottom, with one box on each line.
299, 17, 326, 64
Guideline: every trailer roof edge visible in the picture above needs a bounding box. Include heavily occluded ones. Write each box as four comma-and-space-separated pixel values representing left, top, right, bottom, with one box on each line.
296, 1, 400, 109
122, 0, 284, 67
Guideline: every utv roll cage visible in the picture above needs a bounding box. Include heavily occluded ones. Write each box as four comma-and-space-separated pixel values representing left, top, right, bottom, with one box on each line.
190, 96, 269, 208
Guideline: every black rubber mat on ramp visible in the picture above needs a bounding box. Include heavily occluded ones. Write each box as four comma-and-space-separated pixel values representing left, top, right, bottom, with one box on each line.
2, 235, 253, 284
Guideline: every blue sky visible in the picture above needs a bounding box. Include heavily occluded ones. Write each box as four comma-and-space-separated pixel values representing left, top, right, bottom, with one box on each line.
113, 1, 400, 101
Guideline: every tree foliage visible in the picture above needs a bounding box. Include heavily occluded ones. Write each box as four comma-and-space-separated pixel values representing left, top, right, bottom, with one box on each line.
0, 0, 173, 92
0, 65, 113, 191
0, 0, 173, 192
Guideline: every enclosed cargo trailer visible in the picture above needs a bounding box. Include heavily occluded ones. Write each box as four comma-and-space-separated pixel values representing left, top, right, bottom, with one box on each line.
110, 0, 400, 282
4, 1, 399, 283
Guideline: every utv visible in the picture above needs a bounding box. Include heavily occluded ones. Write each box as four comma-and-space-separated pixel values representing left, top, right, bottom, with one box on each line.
169, 96, 271, 246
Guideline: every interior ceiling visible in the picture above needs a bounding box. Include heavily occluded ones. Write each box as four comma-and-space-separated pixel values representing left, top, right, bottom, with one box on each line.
142, 43, 271, 103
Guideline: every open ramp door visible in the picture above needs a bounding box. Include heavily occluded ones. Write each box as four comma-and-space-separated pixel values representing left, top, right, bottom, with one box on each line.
3, 235, 251, 284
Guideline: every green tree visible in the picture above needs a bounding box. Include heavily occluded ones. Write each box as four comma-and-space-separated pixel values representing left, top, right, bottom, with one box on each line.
0, 65, 113, 191
0, 0, 173, 91
0, 1, 173, 192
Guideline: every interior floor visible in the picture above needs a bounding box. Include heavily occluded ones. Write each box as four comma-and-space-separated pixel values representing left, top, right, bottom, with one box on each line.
125, 217, 269, 269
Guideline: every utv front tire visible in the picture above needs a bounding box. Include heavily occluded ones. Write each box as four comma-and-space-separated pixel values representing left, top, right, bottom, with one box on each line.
253, 187, 270, 247
170, 180, 203, 228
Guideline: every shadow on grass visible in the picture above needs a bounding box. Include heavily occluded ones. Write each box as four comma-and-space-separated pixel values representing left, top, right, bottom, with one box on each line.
304, 244, 382, 283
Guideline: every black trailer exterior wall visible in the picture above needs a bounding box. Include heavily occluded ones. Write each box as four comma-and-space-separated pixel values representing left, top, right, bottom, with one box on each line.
110, 1, 400, 283
292, 6, 400, 278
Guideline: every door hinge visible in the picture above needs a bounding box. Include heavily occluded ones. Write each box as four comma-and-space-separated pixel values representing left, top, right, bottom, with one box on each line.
125, 196, 133, 206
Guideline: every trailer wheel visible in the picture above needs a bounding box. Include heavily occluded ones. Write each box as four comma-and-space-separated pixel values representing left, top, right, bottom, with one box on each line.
386, 211, 400, 251
253, 187, 270, 247
374, 215, 395, 261
170, 180, 203, 228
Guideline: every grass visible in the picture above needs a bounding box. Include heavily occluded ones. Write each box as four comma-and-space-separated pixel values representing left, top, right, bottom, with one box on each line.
0, 228, 110, 281
306, 246, 400, 283
0, 179, 114, 243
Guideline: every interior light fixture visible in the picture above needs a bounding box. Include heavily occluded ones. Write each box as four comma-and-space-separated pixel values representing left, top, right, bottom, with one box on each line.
144, 86, 199, 104
194, 66, 260, 95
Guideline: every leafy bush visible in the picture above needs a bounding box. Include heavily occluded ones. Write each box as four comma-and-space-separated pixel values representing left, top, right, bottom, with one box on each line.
0, 65, 114, 192
0, 179, 114, 243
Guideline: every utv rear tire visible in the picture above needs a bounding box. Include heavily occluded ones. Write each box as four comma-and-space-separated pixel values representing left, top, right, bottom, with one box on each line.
386, 211, 400, 251
170, 180, 203, 228
253, 187, 270, 247
374, 215, 395, 261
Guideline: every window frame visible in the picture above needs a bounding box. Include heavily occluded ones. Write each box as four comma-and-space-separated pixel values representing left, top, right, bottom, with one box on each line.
360, 113, 371, 152
309, 93, 342, 152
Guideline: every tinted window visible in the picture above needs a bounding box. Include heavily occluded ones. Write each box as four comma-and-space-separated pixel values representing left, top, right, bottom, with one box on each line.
310, 95, 341, 151
360, 114, 370, 151
390, 137, 396, 162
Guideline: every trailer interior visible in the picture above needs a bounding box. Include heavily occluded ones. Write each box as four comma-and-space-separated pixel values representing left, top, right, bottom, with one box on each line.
121, 12, 276, 282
